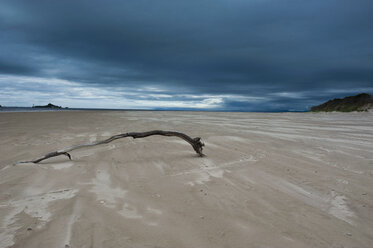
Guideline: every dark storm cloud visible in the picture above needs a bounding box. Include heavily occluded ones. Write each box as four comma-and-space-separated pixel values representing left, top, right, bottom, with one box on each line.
0, 60, 36, 75
1, 0, 373, 110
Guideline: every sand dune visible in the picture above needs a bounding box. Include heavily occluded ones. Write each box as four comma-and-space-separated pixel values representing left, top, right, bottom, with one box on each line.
0, 111, 372, 247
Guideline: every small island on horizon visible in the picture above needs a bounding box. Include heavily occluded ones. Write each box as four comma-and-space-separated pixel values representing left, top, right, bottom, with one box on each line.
310, 93, 373, 112
32, 103, 66, 109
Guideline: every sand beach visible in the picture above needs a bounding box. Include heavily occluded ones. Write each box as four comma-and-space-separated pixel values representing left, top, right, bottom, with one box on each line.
0, 111, 372, 247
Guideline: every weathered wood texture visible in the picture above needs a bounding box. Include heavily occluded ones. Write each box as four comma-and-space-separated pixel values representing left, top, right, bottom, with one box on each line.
17, 130, 204, 164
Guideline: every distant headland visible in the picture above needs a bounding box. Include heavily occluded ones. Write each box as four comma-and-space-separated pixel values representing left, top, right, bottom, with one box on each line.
310, 93, 373, 112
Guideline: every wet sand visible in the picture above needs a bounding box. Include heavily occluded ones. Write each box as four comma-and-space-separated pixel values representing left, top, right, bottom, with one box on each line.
0, 111, 372, 247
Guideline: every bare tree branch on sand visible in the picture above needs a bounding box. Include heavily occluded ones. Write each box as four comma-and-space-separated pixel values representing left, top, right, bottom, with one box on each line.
16, 130, 204, 164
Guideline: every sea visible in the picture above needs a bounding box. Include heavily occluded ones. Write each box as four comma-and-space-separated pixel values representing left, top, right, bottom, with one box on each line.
0, 107, 132, 112
0, 107, 307, 113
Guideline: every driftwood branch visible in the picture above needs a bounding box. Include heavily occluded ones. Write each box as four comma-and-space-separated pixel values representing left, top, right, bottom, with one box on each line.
17, 130, 204, 164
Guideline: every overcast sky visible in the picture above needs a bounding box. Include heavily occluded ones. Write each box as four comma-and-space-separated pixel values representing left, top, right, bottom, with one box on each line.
1, 0, 373, 111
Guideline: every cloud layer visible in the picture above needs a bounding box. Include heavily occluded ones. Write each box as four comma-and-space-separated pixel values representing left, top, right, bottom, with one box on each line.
1, 0, 373, 110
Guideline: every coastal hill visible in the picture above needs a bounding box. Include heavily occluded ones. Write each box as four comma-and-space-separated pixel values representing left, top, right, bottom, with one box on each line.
310, 93, 373, 112
32, 103, 63, 109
